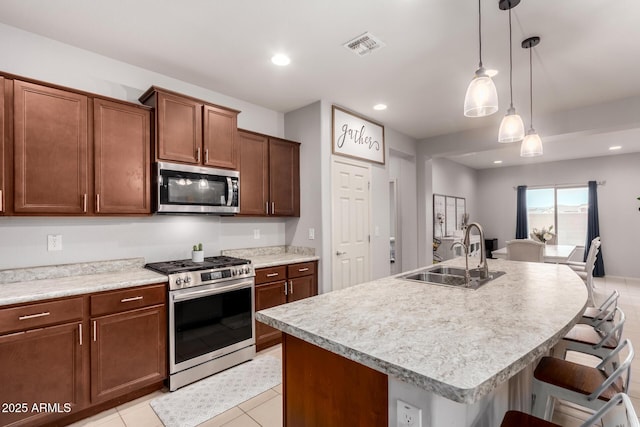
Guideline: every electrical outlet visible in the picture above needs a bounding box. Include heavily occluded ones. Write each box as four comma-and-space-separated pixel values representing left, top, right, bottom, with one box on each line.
253, 229, 260, 240
47, 234, 63, 251
308, 228, 315, 240
397, 400, 422, 427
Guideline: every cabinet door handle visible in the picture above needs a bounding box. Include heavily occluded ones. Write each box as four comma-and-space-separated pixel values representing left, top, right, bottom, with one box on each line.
284, 282, 288, 296
271, 202, 275, 214
121, 296, 143, 303
79, 323, 83, 346
205, 149, 209, 164
289, 280, 293, 294
266, 202, 269, 215
18, 311, 50, 320
93, 321, 97, 342
266, 272, 279, 278
298, 268, 309, 272
196, 147, 201, 163
96, 194, 100, 213
0, 189, 3, 212
83, 194, 87, 213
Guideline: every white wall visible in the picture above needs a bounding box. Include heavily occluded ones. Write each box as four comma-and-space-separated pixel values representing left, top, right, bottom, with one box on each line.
476, 153, 640, 278
432, 158, 478, 223
0, 23, 290, 269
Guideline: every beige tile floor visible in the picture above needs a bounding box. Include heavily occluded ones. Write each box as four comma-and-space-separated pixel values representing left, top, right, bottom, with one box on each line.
69, 275, 640, 427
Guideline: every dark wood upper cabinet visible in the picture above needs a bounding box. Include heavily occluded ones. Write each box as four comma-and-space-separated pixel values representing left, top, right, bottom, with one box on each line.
93, 98, 151, 214
0, 76, 5, 215
269, 137, 300, 217
156, 91, 202, 164
203, 104, 238, 169
140, 87, 239, 169
238, 130, 269, 215
238, 130, 300, 217
13, 80, 90, 214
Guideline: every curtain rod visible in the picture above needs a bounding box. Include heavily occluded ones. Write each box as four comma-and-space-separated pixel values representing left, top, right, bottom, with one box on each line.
512, 180, 606, 190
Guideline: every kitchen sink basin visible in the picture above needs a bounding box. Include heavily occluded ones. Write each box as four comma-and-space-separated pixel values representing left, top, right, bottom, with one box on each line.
400, 267, 506, 290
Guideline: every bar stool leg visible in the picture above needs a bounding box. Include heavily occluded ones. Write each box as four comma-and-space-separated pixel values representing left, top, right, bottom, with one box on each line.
531, 381, 550, 420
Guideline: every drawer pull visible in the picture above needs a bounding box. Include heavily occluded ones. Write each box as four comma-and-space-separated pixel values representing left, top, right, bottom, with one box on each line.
18, 311, 50, 320
93, 321, 97, 342
298, 268, 309, 272
266, 273, 279, 278
121, 296, 144, 303
289, 280, 293, 294
79, 323, 83, 346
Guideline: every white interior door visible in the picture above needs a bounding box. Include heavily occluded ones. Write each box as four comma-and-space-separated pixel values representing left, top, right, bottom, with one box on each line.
331, 159, 370, 291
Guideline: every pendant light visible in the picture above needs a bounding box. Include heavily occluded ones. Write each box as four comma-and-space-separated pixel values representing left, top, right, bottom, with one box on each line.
520, 36, 543, 157
497, 1, 525, 143
463, 0, 498, 117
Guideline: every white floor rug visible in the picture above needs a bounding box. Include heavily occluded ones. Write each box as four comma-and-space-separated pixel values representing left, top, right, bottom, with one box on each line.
150, 356, 282, 427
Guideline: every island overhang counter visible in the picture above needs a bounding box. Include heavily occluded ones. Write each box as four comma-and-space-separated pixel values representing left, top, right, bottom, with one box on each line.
256, 257, 588, 426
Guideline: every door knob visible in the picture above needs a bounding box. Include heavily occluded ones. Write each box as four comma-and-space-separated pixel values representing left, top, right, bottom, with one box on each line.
336, 251, 347, 256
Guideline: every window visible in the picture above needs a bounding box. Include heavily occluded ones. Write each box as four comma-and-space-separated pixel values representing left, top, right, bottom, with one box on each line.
526, 186, 588, 246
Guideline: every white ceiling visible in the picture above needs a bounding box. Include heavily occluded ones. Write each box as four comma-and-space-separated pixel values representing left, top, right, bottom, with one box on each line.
1, 0, 640, 169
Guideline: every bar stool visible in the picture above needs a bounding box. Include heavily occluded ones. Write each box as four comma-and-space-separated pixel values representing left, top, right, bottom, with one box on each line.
579, 290, 618, 326
500, 392, 639, 427
531, 339, 634, 421
555, 307, 625, 375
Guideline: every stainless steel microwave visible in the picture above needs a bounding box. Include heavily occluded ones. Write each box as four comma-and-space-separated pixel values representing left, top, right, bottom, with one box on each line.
156, 162, 239, 214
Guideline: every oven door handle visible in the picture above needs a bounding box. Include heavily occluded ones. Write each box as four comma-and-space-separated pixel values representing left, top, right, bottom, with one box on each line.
172, 281, 253, 302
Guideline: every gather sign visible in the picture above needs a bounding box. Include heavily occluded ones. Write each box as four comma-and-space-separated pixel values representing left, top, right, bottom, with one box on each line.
332, 105, 385, 165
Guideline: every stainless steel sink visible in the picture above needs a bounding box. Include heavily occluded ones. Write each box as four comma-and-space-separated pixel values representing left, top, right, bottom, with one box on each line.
400, 267, 505, 290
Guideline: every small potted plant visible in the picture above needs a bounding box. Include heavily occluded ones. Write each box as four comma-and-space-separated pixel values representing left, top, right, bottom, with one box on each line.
192, 243, 204, 262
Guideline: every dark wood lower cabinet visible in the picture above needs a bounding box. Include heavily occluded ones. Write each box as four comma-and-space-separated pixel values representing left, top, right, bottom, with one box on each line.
255, 281, 287, 351
255, 261, 318, 351
0, 322, 84, 427
283, 334, 388, 426
91, 304, 166, 403
0, 283, 167, 426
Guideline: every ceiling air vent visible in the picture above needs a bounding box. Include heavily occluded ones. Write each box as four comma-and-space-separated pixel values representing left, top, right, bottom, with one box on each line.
343, 32, 386, 56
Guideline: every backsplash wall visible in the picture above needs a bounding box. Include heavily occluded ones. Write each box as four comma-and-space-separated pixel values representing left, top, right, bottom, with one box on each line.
0, 216, 286, 269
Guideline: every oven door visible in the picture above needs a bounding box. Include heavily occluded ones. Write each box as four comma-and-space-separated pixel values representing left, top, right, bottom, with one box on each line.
169, 278, 255, 374
157, 162, 239, 214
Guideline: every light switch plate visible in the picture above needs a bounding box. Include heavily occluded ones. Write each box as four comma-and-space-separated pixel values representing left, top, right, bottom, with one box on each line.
308, 228, 315, 240
253, 229, 260, 240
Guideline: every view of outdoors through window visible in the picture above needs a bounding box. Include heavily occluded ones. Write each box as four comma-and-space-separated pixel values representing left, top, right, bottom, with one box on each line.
526, 187, 588, 246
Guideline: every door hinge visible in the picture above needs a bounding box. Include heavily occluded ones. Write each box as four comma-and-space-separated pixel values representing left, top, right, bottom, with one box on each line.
368, 235, 371, 242
368, 181, 371, 190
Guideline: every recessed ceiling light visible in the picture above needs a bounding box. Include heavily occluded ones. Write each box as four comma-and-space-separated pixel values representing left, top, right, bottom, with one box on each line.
493, 160, 503, 164
609, 145, 622, 150
486, 69, 499, 77
271, 54, 291, 66
373, 104, 387, 111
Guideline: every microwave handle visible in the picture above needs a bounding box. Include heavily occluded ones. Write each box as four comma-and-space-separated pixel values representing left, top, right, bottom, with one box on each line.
226, 177, 233, 206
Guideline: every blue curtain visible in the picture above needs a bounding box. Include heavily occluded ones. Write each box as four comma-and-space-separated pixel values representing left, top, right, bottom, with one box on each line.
586, 180, 605, 277
516, 185, 528, 239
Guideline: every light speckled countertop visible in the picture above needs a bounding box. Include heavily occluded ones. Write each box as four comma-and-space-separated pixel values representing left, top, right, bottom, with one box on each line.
0, 258, 167, 307
221, 246, 319, 269
256, 257, 587, 404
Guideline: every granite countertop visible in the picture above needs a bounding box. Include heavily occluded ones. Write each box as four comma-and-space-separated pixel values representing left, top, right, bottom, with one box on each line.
256, 257, 587, 404
221, 246, 319, 269
0, 258, 167, 307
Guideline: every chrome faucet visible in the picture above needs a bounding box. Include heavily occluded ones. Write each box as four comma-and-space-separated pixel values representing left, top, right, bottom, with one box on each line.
450, 241, 471, 285
463, 222, 489, 280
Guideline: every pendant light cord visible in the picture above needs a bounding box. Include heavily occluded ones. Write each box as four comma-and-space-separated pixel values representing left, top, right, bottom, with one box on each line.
508, 8, 514, 109
478, 0, 483, 67
529, 45, 533, 128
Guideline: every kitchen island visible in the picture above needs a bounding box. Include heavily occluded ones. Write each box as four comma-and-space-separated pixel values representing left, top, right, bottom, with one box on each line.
256, 257, 588, 426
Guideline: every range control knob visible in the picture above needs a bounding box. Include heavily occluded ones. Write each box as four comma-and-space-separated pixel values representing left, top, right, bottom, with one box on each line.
184, 276, 191, 284
175, 278, 183, 286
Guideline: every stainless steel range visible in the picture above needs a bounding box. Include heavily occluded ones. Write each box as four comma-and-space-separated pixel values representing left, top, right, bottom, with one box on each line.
146, 256, 255, 391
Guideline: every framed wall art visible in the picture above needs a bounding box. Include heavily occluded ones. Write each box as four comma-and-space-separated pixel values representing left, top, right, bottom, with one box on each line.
332, 105, 385, 165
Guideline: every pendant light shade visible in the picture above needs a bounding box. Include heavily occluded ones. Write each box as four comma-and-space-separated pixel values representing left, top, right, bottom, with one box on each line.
520, 128, 543, 157
497, 5, 524, 142
464, 68, 499, 117
520, 36, 543, 157
463, 0, 498, 117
